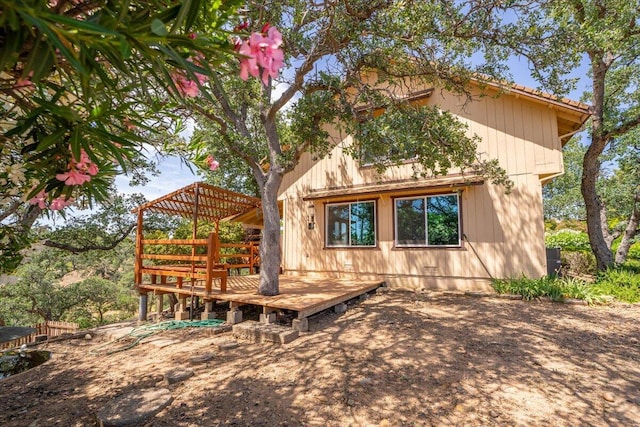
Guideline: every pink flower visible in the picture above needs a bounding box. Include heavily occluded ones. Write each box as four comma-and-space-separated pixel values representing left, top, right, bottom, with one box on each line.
75, 149, 91, 169
239, 39, 260, 81
206, 155, 219, 171
15, 78, 33, 89
86, 162, 99, 176
171, 72, 200, 97
187, 54, 209, 85
56, 169, 92, 185
238, 26, 284, 86
50, 197, 72, 211
56, 148, 99, 185
14, 71, 34, 90
29, 190, 47, 209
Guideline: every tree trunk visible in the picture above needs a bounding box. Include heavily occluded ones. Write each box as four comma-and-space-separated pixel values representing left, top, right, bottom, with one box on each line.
582, 56, 615, 271
257, 171, 283, 296
581, 147, 614, 270
615, 190, 640, 264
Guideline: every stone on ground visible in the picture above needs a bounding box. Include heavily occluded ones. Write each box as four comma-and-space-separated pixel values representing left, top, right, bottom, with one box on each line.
232, 321, 299, 344
188, 353, 214, 364
164, 369, 194, 385
216, 339, 239, 350
96, 388, 173, 427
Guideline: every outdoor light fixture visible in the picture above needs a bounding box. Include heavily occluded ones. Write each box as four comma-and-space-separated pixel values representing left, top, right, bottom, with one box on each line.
307, 203, 315, 230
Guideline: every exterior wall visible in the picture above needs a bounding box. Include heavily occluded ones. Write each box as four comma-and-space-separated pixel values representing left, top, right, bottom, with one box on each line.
279, 88, 563, 291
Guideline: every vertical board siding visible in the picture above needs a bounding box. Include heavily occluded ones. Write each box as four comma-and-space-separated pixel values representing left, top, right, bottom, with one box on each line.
279, 87, 562, 290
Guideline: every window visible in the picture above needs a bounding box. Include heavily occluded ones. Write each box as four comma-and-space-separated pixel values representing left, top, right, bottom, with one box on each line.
395, 194, 460, 247
326, 201, 376, 247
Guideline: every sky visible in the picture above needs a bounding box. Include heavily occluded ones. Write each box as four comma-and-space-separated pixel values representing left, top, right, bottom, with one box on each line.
114, 149, 199, 201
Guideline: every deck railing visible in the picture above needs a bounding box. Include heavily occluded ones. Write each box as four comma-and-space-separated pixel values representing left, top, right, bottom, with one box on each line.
219, 241, 260, 273
134, 232, 260, 295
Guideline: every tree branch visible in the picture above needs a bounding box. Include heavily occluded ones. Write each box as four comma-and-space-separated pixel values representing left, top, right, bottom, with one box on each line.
190, 103, 265, 180
209, 75, 253, 139
602, 114, 640, 141
43, 223, 135, 254
0, 199, 23, 222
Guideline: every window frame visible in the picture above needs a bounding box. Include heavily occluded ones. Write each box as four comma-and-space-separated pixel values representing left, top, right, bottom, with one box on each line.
394, 193, 462, 248
325, 200, 378, 248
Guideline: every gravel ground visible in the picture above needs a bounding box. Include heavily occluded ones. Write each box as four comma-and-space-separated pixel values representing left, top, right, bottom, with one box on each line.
1, 290, 639, 427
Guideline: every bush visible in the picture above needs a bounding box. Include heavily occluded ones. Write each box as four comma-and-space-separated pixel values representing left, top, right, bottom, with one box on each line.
492, 263, 640, 304
545, 229, 591, 252
592, 267, 640, 303
561, 251, 597, 276
622, 259, 640, 273
619, 240, 640, 260
491, 275, 601, 304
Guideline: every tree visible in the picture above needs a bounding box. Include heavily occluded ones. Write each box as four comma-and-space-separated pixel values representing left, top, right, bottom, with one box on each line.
499, 1, 640, 270
0, 249, 77, 323
543, 137, 587, 220
599, 128, 640, 263
74, 277, 121, 325
0, 0, 239, 272
183, 1, 516, 295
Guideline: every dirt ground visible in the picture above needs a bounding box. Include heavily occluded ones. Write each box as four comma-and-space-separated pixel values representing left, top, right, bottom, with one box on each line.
1, 290, 639, 427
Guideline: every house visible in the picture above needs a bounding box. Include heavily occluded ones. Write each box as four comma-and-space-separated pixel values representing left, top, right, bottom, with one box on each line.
277, 81, 590, 291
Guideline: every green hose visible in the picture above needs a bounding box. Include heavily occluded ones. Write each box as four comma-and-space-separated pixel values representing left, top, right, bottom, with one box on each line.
91, 319, 225, 355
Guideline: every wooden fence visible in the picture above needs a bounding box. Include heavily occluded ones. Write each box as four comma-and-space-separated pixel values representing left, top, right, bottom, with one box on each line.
0, 321, 79, 350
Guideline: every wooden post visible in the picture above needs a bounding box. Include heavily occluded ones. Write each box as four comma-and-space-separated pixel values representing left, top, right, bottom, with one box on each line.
191, 182, 200, 273
205, 232, 215, 294
156, 294, 164, 319
138, 294, 148, 321
249, 242, 256, 274
213, 232, 220, 263
134, 210, 144, 287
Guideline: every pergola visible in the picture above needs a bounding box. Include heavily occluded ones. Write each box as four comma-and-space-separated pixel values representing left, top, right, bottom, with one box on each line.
133, 182, 262, 235
132, 183, 263, 320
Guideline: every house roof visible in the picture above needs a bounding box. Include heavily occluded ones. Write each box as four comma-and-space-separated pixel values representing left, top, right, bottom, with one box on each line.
302, 174, 484, 201
479, 81, 591, 144
226, 200, 284, 229
133, 182, 261, 223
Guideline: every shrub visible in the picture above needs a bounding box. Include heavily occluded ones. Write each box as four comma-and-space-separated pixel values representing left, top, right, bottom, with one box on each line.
561, 251, 597, 276
491, 275, 601, 303
545, 229, 591, 252
592, 267, 640, 303
560, 277, 601, 304
625, 241, 640, 260
622, 259, 640, 273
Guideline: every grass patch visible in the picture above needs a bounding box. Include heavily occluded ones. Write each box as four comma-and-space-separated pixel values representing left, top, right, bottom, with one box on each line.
591, 266, 640, 303
492, 276, 601, 304
493, 262, 640, 304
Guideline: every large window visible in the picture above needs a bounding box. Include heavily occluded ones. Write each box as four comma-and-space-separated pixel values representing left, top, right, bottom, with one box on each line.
326, 201, 376, 247
395, 194, 460, 247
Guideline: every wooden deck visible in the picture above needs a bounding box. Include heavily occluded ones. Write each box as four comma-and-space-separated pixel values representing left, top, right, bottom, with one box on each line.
139, 274, 383, 319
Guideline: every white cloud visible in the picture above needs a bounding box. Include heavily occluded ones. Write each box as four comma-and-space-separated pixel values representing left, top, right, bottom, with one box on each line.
116, 155, 199, 201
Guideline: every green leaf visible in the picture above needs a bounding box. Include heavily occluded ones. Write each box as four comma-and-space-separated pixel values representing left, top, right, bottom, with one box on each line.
119, 38, 131, 59
20, 13, 85, 74
45, 13, 120, 36
23, 39, 55, 83
36, 127, 68, 151
0, 28, 22, 72
151, 19, 168, 36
